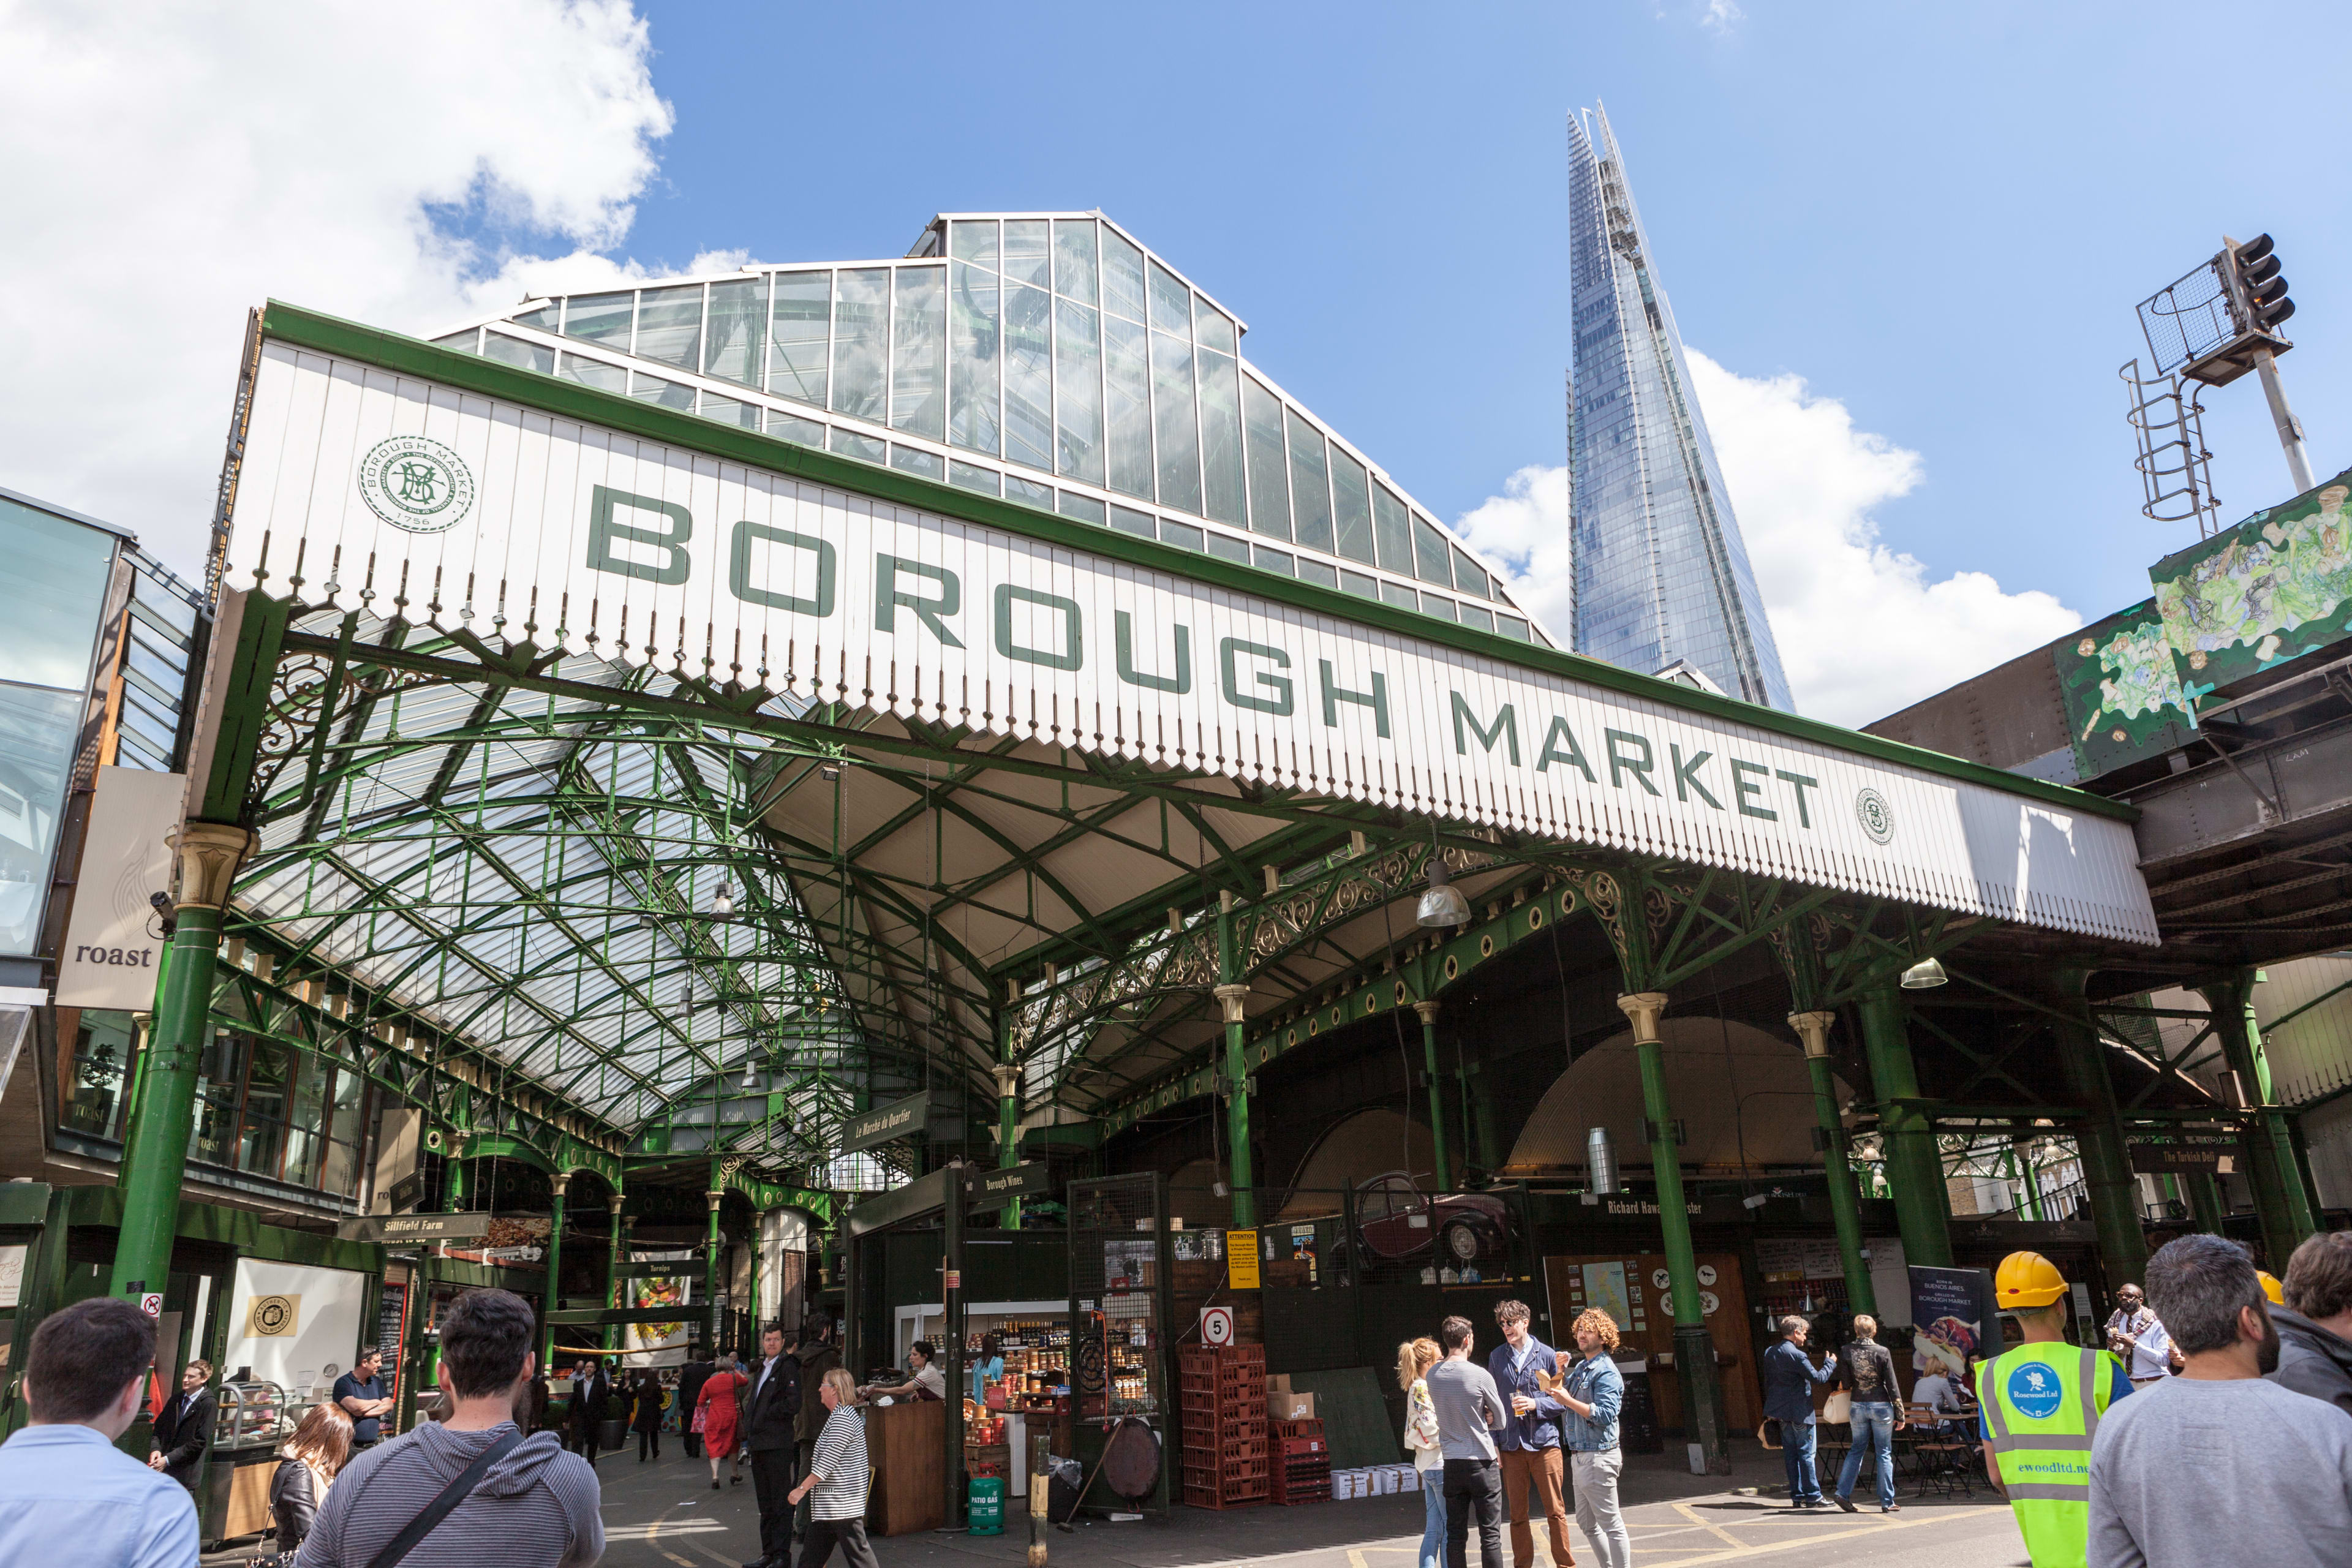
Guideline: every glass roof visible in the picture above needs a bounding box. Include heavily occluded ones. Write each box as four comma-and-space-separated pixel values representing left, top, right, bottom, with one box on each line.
435, 211, 1547, 646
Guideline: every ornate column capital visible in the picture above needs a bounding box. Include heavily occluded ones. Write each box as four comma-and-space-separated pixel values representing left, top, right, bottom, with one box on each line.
1212, 982, 1250, 1025
550, 1172, 571, 1200
172, 821, 255, 911
606, 1193, 625, 1216
1788, 1011, 1837, 1060
990, 1063, 1022, 1098
1412, 1000, 1441, 1027
1616, 991, 1670, 1044
706, 1189, 725, 1212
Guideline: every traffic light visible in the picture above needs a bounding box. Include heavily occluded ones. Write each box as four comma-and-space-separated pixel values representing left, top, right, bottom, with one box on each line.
2233, 233, 2296, 333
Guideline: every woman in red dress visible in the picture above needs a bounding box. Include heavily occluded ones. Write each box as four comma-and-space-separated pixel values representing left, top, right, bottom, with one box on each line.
694, 1350, 749, 1490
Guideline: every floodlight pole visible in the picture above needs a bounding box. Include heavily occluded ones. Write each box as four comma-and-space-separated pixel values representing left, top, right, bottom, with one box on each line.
2253, 347, 2316, 494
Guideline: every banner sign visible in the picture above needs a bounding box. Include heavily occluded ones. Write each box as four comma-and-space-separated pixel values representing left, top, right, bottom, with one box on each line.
2128, 1136, 2247, 1176
221, 337, 2157, 944
337, 1210, 492, 1244
971, 1162, 1054, 1207
1907, 1264, 1999, 1381
843, 1091, 932, 1153
55, 767, 187, 1009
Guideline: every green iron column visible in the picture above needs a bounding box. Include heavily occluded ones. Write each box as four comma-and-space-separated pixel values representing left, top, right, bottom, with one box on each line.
604, 1191, 627, 1355
1621, 992, 1725, 1472
2201, 970, 2318, 1262
108, 823, 253, 1311
444, 1147, 466, 1210
542, 1174, 568, 1370
2185, 1170, 2227, 1235
1789, 1011, 1876, 1317
2050, 970, 2148, 1287
705, 1188, 725, 1357
1467, 1059, 1502, 1179
2016, 1136, 2049, 1222
993, 1055, 1023, 1232
1413, 1001, 1455, 1192
1213, 892, 1255, 1228
1853, 985, 1953, 1268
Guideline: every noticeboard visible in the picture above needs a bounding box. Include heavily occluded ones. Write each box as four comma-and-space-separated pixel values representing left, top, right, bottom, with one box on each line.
1226, 1230, 1261, 1289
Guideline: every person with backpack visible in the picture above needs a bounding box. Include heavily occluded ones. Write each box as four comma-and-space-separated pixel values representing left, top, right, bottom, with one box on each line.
292, 1287, 602, 1568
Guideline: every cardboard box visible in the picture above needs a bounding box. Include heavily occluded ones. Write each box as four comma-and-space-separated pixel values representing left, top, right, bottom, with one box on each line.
1270, 1390, 1316, 1421
1267, 1373, 1292, 1393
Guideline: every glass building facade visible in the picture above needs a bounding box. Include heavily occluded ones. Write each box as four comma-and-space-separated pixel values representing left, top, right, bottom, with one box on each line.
1567, 109, 1793, 711
437, 213, 1540, 642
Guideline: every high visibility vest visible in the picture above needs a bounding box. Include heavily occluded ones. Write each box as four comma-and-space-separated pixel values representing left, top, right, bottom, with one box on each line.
1975, 1343, 2122, 1568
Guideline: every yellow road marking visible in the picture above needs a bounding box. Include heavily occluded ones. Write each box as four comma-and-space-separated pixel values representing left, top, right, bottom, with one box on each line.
1673, 1501, 1745, 1549
1635, 1504, 2002, 1566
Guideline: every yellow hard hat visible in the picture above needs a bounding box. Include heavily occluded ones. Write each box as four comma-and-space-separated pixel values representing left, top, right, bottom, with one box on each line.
1996, 1251, 2070, 1309
2259, 1271, 2286, 1305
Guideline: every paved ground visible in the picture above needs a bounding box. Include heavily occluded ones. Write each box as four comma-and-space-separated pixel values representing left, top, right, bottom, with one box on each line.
205, 1440, 2035, 1568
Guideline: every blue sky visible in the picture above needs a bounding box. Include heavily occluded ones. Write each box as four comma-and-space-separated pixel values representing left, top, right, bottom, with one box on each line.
8, 2, 2348, 720
605, 0, 2351, 620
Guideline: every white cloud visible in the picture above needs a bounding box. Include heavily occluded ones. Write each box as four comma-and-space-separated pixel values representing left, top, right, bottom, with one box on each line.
1453, 352, 2082, 728
0, 2, 682, 573
1701, 0, 1746, 36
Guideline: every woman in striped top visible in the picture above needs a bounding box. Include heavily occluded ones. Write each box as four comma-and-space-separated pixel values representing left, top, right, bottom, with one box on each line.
788, 1368, 877, 1568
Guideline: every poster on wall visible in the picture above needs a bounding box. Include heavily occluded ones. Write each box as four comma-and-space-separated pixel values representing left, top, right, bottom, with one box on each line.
1907, 1265, 1998, 1381
620, 1250, 696, 1368
228, 1259, 368, 1403
1580, 1262, 1632, 1331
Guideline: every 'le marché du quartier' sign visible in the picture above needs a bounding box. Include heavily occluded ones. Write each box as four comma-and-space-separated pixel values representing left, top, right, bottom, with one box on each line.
217, 331, 2156, 944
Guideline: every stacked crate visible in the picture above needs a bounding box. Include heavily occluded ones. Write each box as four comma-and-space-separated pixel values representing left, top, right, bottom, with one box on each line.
1178, 1344, 1268, 1509
1270, 1417, 1330, 1505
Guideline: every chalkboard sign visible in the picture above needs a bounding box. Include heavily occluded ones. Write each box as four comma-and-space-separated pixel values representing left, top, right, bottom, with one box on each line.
376, 1282, 410, 1420
1616, 1359, 1661, 1454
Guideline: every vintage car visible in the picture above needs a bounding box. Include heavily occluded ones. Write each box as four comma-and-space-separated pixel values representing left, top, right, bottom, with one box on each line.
1346, 1171, 1512, 1266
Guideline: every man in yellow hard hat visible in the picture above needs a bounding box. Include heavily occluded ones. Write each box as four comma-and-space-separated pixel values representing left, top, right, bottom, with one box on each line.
1975, 1251, 2133, 1568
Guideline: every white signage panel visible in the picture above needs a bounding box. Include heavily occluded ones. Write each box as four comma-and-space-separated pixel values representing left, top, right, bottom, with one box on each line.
228, 1257, 368, 1400
221, 342, 2158, 943
56, 767, 187, 1009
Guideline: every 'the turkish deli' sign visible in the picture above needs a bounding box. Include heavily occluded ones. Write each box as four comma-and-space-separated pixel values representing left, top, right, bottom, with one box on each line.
220, 334, 2157, 943
842, 1091, 932, 1154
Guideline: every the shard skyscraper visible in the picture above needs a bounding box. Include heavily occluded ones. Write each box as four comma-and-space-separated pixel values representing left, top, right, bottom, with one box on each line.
1567, 105, 1793, 711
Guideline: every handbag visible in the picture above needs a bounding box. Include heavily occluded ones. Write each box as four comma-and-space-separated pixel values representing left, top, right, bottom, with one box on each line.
692, 1402, 708, 1435
1822, 1390, 1852, 1425
364, 1430, 524, 1568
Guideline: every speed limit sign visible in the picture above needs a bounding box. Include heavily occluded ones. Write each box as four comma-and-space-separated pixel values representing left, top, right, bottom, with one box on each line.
1199, 1306, 1235, 1346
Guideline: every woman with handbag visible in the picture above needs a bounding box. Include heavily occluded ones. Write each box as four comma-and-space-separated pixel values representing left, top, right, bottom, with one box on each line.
268, 1401, 353, 1561
695, 1351, 749, 1491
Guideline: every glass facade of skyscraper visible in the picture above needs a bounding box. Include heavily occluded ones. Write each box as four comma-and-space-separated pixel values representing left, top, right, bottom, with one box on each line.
1567, 108, 1793, 710
434, 212, 1540, 643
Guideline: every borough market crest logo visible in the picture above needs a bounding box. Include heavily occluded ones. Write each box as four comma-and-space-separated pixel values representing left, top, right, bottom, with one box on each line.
1855, 787, 1894, 845
358, 435, 475, 534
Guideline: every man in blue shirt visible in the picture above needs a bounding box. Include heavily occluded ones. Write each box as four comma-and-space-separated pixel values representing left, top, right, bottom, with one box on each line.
1484, 1300, 1571, 1568
1760, 1313, 1835, 1509
333, 1346, 393, 1450
0, 1297, 197, 1567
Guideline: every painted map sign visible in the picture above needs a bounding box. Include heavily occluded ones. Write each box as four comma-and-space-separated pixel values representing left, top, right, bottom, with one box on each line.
2151, 465, 2352, 706
2054, 600, 2198, 780
217, 326, 2158, 944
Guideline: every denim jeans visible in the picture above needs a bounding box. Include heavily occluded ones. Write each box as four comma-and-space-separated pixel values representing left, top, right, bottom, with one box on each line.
1419, 1468, 1448, 1568
1780, 1418, 1820, 1503
1838, 1402, 1897, 1507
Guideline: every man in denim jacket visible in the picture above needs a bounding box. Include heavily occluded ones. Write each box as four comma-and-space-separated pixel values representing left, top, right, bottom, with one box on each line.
1556, 1310, 1630, 1568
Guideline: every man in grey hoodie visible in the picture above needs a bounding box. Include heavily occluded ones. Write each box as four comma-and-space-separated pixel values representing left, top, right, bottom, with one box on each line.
296, 1288, 602, 1568
2271, 1230, 2352, 1419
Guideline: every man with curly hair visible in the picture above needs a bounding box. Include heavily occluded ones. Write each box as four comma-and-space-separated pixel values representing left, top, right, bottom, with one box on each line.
1556, 1309, 1630, 1568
